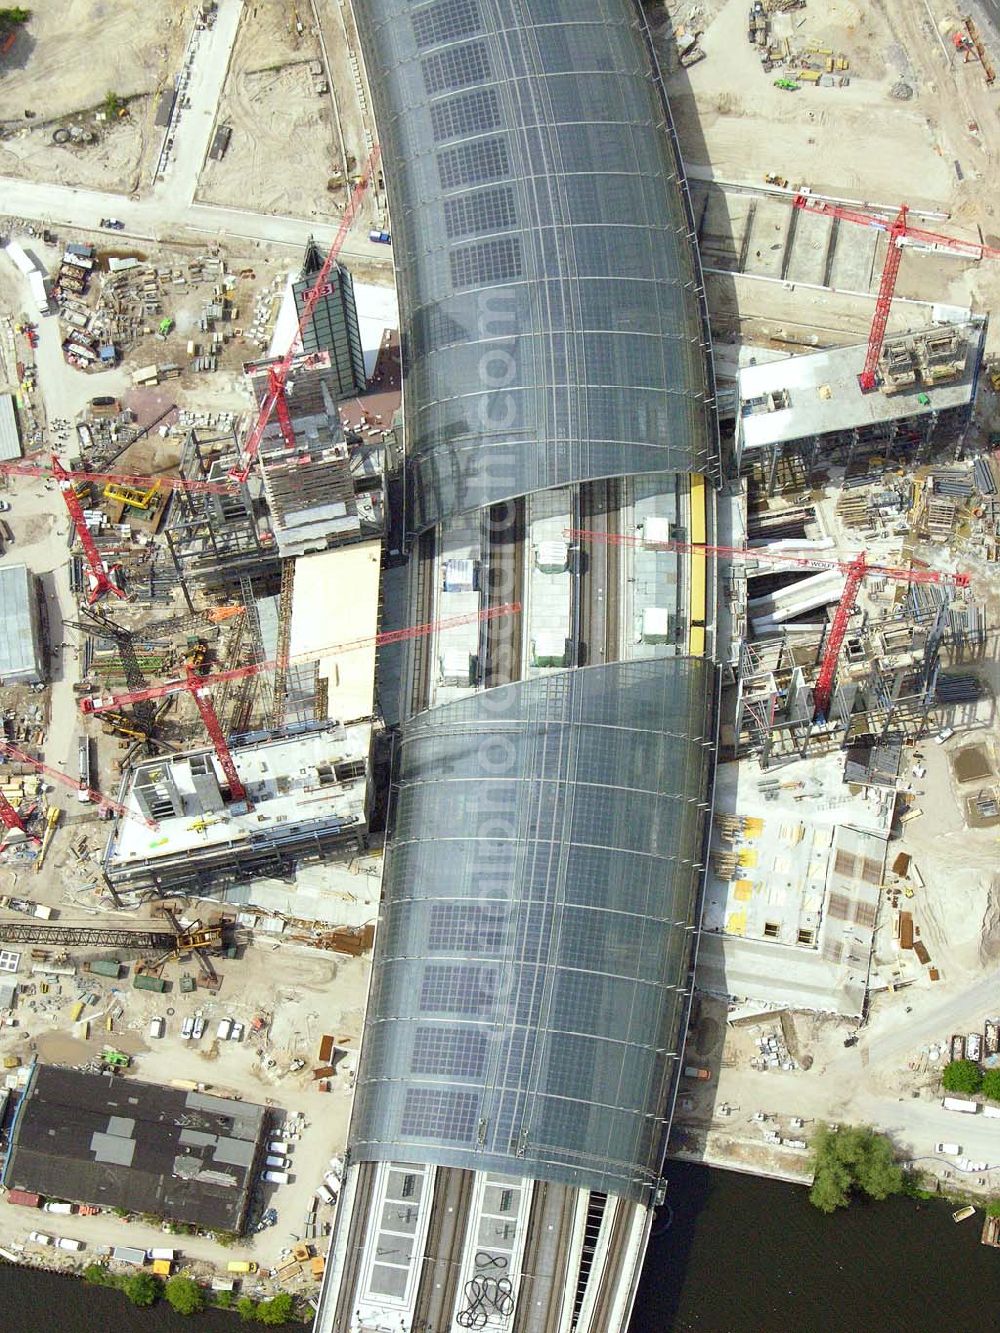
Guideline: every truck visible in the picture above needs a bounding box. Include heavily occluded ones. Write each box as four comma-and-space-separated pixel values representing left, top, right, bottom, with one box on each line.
56, 1237, 85, 1251
226, 1260, 258, 1274
942, 1096, 980, 1113
148, 1248, 176, 1261
216, 1018, 233, 1041
935, 1142, 962, 1154
43, 1201, 76, 1215
683, 1066, 712, 1082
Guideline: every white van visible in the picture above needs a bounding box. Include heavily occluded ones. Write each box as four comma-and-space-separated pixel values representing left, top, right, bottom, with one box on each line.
268, 1139, 289, 1155
265, 1154, 286, 1169
216, 1019, 233, 1041
262, 1170, 289, 1185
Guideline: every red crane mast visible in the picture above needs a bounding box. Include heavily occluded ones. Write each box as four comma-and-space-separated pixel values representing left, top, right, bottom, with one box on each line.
566, 528, 968, 721
0, 460, 233, 494
791, 193, 1000, 391
0, 790, 27, 834
78, 603, 521, 808
52, 455, 126, 605
230, 146, 382, 483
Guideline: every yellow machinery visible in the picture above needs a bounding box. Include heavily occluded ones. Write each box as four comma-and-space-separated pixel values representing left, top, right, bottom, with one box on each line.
102, 480, 161, 511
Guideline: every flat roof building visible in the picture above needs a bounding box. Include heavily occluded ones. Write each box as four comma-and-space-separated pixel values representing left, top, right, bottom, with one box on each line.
0, 392, 22, 462
5, 1065, 267, 1233
0, 563, 44, 685
738, 319, 986, 492
103, 721, 372, 895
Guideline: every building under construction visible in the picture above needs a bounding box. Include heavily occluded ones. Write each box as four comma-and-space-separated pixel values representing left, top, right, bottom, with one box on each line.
164, 355, 385, 587
737, 319, 986, 494
102, 719, 372, 895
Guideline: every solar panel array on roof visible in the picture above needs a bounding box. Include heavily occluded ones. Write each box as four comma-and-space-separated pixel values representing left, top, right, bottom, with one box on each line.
352, 0, 719, 533
350, 659, 717, 1202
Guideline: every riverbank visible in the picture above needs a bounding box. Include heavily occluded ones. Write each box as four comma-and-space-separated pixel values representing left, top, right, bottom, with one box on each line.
630, 1161, 1000, 1332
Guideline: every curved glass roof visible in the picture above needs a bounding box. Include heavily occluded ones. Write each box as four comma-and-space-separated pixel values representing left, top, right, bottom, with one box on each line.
350, 659, 717, 1203
355, 0, 719, 532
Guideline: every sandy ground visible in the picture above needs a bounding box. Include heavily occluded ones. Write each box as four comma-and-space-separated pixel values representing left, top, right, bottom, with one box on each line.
0, 3, 187, 123
666, 0, 1000, 359
197, 2, 353, 224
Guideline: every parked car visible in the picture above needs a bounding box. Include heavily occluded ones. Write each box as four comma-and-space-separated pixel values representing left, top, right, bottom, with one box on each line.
28, 1231, 53, 1246
230, 1021, 244, 1042
0, 501, 10, 512
192, 1015, 206, 1040
149, 1017, 165, 1039
181, 1017, 194, 1040
368, 229, 391, 245
99, 218, 125, 230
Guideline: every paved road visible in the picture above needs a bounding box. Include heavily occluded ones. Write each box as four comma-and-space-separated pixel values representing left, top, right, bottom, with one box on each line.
0, 173, 391, 264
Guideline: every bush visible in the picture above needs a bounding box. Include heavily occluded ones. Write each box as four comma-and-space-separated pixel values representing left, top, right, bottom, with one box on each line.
122, 1271, 162, 1307
256, 1292, 295, 1325
164, 1275, 205, 1316
0, 9, 31, 25
82, 1263, 117, 1287
982, 1068, 1000, 1102
988, 1199, 1000, 1218
212, 1290, 235, 1309
237, 1296, 258, 1323
809, 1123, 904, 1214
942, 1059, 983, 1095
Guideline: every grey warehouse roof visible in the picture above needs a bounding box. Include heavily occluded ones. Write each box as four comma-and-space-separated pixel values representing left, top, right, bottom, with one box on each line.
0, 563, 41, 683
6, 1066, 266, 1232
0, 393, 21, 463
355, 0, 719, 533
349, 659, 717, 1203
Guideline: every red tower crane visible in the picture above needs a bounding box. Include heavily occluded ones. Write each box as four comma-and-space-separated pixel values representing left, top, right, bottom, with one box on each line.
0, 740, 156, 829
566, 528, 969, 721
791, 193, 1000, 391
51, 455, 126, 605
0, 460, 233, 494
0, 790, 27, 835
78, 603, 521, 809
230, 145, 382, 483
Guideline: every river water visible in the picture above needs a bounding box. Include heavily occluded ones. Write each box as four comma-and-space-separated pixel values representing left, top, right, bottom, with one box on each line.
630, 1161, 1000, 1332
2, 1164, 998, 1331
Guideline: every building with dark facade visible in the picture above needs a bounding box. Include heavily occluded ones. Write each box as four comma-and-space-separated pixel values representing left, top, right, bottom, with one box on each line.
293, 239, 367, 398
314, 1, 720, 1329
5, 1066, 267, 1233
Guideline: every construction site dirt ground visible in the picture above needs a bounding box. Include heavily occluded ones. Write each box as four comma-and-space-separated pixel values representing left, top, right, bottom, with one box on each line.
197, 0, 374, 227
664, 0, 1000, 358
0, 0, 190, 193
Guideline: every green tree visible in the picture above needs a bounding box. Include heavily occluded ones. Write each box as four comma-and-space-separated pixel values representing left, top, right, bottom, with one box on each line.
122, 1271, 162, 1307
809, 1123, 904, 1213
237, 1296, 258, 1322
981, 1068, 1000, 1102
0, 9, 31, 25
987, 1199, 1000, 1218
213, 1290, 235, 1308
942, 1059, 983, 1095
164, 1275, 205, 1316
255, 1292, 295, 1325
103, 89, 122, 117
82, 1262, 117, 1287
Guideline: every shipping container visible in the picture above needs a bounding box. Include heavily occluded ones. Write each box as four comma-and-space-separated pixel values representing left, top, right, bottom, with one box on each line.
133, 974, 167, 993
6, 1189, 41, 1208
85, 959, 121, 979
942, 1096, 980, 1113
112, 1245, 148, 1266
